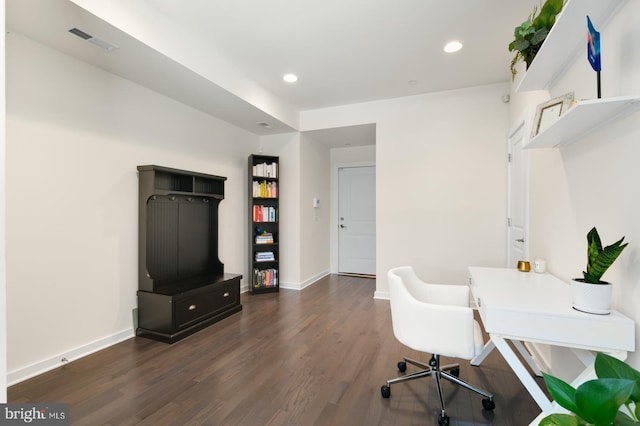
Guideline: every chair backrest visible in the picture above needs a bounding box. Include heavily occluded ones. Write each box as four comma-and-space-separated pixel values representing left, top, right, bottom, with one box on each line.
388, 266, 478, 359
392, 266, 470, 307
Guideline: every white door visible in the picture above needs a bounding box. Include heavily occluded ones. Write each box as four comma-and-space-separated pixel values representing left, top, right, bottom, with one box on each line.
507, 121, 528, 266
338, 166, 376, 275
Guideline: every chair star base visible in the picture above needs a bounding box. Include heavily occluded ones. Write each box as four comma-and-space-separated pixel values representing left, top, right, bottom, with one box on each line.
381, 354, 495, 425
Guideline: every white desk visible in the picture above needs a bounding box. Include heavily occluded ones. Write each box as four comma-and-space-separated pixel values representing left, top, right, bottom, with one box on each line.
468, 266, 635, 416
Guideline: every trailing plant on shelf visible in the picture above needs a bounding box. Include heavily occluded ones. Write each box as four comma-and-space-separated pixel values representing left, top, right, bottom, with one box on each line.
508, 0, 564, 79
540, 353, 640, 425
582, 227, 628, 284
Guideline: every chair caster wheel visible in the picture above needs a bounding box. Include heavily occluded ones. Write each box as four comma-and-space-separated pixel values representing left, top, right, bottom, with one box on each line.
397, 361, 407, 372
450, 367, 460, 377
438, 414, 450, 425
482, 398, 495, 411
380, 385, 391, 398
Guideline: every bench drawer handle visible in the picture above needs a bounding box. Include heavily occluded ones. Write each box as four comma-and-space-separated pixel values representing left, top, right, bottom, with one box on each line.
188, 304, 197, 311
223, 292, 230, 298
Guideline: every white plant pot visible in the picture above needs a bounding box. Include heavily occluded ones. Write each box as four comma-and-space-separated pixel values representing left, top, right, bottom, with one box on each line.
571, 279, 612, 315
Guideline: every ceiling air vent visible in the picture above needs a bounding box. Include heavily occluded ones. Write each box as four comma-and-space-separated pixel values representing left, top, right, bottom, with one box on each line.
68, 27, 119, 52
69, 27, 92, 40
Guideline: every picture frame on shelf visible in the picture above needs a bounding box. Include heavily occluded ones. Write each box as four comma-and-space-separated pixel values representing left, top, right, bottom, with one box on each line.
531, 92, 575, 137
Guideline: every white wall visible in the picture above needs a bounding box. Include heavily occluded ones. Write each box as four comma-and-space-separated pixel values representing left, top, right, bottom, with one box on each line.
1, 0, 8, 402
330, 145, 376, 165
510, 0, 640, 375
302, 84, 510, 296
257, 132, 331, 289
299, 134, 330, 286
6, 33, 258, 383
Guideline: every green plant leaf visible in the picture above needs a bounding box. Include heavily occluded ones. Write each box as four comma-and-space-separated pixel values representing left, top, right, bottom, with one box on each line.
507, 0, 563, 78
614, 410, 640, 426
533, 0, 564, 29
587, 227, 603, 264
575, 378, 635, 425
530, 28, 550, 46
515, 20, 534, 37
539, 413, 583, 426
542, 354, 640, 425
584, 238, 628, 282
583, 227, 628, 283
595, 353, 640, 402
513, 39, 530, 52
543, 372, 580, 414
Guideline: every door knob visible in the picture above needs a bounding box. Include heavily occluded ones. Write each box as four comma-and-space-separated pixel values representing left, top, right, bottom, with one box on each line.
340, 224, 346, 228
516, 238, 525, 243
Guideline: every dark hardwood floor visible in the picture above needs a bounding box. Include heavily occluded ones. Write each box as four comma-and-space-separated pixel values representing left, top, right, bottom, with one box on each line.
9, 274, 546, 425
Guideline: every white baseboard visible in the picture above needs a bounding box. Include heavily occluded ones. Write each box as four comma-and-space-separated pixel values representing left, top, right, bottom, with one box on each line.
7, 328, 135, 386
280, 270, 330, 291
374, 290, 389, 300
240, 271, 330, 293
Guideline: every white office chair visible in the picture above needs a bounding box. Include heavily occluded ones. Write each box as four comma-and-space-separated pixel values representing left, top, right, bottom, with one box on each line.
381, 266, 495, 426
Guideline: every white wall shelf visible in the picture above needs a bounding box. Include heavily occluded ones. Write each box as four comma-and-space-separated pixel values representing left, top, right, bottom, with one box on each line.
516, 0, 628, 93
525, 96, 640, 149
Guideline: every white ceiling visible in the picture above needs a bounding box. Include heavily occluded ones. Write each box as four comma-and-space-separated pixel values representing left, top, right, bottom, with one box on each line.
6, 0, 535, 146
144, 0, 536, 110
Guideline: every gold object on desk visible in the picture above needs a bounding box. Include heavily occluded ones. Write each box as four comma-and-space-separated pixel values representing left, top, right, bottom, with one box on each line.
517, 260, 531, 272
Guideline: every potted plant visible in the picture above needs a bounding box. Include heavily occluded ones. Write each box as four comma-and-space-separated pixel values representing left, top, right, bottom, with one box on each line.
508, 0, 564, 79
540, 352, 640, 425
572, 227, 628, 315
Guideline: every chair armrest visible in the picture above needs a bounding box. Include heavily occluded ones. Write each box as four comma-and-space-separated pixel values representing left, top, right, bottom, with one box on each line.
391, 297, 478, 360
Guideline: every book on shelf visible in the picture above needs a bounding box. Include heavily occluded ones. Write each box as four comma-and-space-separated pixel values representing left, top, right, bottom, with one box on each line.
255, 233, 274, 244
253, 268, 278, 288
253, 162, 277, 178
255, 251, 275, 262
252, 180, 277, 198
253, 205, 277, 222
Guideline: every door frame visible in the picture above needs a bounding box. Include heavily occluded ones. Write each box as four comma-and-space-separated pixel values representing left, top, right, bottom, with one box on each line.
506, 115, 531, 267
331, 161, 376, 274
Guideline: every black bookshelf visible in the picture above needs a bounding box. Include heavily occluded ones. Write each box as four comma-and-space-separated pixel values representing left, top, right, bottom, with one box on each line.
248, 155, 279, 294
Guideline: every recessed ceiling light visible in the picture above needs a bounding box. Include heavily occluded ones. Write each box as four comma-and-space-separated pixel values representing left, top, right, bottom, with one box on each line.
283, 73, 298, 83
256, 121, 273, 129
443, 41, 463, 53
